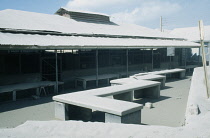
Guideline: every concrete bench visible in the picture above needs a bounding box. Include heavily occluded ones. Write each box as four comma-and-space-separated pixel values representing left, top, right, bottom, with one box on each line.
179, 65, 198, 72
85, 80, 161, 100
53, 80, 160, 124
0, 81, 64, 101
54, 94, 143, 124
75, 73, 119, 89
132, 74, 166, 88
118, 70, 144, 78
111, 74, 166, 88
134, 68, 186, 79
149, 68, 186, 79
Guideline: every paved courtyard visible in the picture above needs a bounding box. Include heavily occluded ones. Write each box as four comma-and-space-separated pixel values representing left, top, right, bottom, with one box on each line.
0, 75, 191, 128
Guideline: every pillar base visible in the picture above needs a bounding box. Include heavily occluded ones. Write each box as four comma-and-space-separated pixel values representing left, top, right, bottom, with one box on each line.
105, 110, 141, 124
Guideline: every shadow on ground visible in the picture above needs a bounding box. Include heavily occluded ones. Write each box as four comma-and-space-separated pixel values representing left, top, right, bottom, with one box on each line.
0, 96, 53, 113
133, 96, 171, 105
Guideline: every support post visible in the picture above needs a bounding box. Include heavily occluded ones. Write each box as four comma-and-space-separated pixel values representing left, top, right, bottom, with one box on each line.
126, 49, 129, 77
55, 50, 58, 94
96, 49, 99, 87
12, 91, 16, 101
169, 56, 171, 69
199, 20, 210, 98
39, 53, 42, 81
152, 48, 153, 71
105, 110, 141, 124
160, 16, 163, 32
185, 48, 187, 69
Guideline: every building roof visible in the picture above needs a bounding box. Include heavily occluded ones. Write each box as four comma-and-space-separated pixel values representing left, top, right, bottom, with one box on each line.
0, 9, 200, 50
0, 32, 199, 50
170, 26, 210, 42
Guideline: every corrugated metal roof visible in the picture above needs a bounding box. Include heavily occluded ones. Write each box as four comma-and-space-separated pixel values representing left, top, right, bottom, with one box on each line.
0, 32, 200, 50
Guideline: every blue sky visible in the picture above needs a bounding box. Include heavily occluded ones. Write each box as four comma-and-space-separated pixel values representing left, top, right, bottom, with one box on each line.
0, 0, 210, 30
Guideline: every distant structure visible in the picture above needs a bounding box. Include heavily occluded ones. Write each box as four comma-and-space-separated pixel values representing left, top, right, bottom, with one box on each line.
170, 26, 210, 61
170, 26, 210, 45
55, 7, 114, 25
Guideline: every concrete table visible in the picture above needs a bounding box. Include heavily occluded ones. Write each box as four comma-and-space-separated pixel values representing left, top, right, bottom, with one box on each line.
0, 81, 64, 101
110, 74, 166, 88
75, 74, 119, 89
148, 68, 186, 79
131, 74, 166, 88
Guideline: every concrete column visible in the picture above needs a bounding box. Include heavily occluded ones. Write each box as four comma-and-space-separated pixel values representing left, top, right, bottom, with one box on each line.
68, 104, 92, 121
83, 80, 87, 89
154, 79, 165, 89
113, 91, 133, 102
105, 110, 141, 124
126, 49, 129, 77
161, 78, 166, 88
96, 49, 99, 87
152, 48, 153, 71
55, 50, 58, 94
143, 85, 160, 99
55, 102, 92, 121
54, 102, 69, 120
36, 88, 40, 96
39, 53, 42, 81
12, 91, 16, 101
134, 85, 160, 99
180, 71, 186, 79
185, 48, 187, 69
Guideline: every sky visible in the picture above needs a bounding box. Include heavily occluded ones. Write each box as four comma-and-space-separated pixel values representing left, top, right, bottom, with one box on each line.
0, 0, 210, 30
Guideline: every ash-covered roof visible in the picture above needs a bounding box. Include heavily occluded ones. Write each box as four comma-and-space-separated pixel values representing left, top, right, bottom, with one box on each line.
0, 9, 183, 39
170, 26, 210, 42
0, 32, 200, 50
0, 9, 200, 49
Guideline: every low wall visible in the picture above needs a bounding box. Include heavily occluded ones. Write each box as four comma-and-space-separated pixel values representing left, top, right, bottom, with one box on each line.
185, 67, 210, 124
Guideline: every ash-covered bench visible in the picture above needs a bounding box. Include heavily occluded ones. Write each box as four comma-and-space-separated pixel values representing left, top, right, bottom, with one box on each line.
150, 68, 186, 79
54, 94, 143, 124
82, 80, 161, 100
0, 81, 64, 101
179, 65, 198, 72
75, 73, 119, 89
53, 80, 160, 124
134, 68, 186, 79
111, 74, 166, 88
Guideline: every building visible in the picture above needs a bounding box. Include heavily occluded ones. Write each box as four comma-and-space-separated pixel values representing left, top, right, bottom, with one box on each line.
170, 26, 210, 61
0, 8, 200, 100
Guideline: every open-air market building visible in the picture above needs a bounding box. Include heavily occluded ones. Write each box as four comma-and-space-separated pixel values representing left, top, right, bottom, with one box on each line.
0, 8, 200, 101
